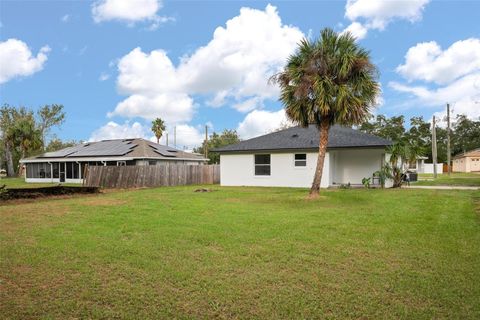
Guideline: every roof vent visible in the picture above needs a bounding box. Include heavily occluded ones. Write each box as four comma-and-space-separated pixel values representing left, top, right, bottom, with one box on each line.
291, 134, 299, 138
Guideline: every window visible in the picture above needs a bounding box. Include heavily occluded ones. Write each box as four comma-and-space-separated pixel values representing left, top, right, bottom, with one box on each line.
66, 162, 73, 179
26, 163, 52, 179
254, 154, 270, 176
117, 161, 126, 166
66, 162, 79, 179
52, 162, 59, 178
148, 160, 157, 166
294, 154, 307, 167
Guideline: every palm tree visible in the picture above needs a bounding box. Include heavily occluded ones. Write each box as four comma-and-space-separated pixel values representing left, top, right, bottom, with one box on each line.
151, 118, 166, 144
272, 28, 380, 197
387, 142, 421, 188
13, 114, 42, 159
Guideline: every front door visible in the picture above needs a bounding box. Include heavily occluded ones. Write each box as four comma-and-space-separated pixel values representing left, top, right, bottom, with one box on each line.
59, 163, 65, 182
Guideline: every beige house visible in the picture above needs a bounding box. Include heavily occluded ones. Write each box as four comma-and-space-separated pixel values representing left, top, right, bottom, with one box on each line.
452, 148, 480, 172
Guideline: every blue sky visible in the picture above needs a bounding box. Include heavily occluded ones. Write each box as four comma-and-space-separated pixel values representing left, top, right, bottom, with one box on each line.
1, 0, 479, 149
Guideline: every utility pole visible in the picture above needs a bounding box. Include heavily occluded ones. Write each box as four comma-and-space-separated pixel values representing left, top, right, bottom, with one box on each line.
204, 125, 208, 160
432, 115, 438, 179
174, 126, 176, 148
446, 103, 451, 176
166, 132, 169, 146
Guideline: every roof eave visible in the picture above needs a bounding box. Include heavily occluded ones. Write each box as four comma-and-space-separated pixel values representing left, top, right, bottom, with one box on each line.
20, 156, 208, 163
214, 144, 392, 154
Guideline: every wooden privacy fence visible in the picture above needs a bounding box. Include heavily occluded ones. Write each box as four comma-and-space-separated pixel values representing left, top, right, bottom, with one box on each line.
84, 164, 220, 188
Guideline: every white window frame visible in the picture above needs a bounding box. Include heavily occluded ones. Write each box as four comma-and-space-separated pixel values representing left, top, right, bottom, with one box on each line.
117, 161, 126, 166
294, 153, 307, 168
254, 154, 271, 176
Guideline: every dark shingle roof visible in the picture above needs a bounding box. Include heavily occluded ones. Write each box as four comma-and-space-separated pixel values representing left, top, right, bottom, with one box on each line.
27, 138, 206, 161
214, 125, 392, 153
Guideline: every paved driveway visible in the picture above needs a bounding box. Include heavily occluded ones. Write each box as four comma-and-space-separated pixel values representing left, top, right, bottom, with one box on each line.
404, 185, 480, 190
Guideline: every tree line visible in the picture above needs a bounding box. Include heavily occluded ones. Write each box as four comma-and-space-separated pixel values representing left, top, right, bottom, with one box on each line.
359, 114, 480, 163
0, 104, 77, 177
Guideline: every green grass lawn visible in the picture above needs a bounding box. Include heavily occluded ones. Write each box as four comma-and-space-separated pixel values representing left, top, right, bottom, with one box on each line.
413, 172, 480, 186
0, 177, 78, 189
1, 186, 479, 319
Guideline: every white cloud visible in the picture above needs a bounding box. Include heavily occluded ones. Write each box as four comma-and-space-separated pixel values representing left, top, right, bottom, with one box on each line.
99, 72, 110, 81
107, 47, 194, 123
389, 72, 480, 106
170, 124, 204, 149
178, 4, 303, 100
206, 90, 229, 108
0, 39, 50, 84
155, 124, 205, 150
433, 98, 480, 125
109, 93, 194, 123
61, 14, 70, 22
342, 22, 368, 40
237, 109, 290, 139
396, 39, 480, 85
91, 0, 171, 29
343, 0, 430, 39
109, 4, 304, 125
89, 121, 205, 150
116, 48, 181, 95
390, 36, 480, 120
232, 97, 264, 113
89, 121, 149, 141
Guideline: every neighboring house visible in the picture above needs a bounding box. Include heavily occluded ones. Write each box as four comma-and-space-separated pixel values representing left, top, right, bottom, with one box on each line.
453, 148, 480, 172
408, 156, 443, 174
20, 138, 207, 183
408, 156, 428, 172
214, 125, 393, 188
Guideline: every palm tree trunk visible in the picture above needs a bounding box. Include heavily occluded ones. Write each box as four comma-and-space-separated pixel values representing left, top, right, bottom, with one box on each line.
309, 118, 330, 197
5, 140, 15, 177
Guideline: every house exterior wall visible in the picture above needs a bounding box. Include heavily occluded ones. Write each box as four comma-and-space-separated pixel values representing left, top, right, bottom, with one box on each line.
453, 157, 468, 172
219, 148, 388, 188
220, 152, 330, 188
470, 157, 480, 171
454, 156, 480, 172
329, 149, 386, 185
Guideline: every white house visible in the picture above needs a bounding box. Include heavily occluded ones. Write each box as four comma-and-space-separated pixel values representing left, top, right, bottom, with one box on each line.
20, 138, 207, 184
214, 125, 393, 188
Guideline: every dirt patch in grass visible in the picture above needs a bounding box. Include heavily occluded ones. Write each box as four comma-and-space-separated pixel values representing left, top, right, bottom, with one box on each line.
0, 192, 104, 207
0, 202, 70, 236
0, 202, 69, 218
82, 197, 128, 207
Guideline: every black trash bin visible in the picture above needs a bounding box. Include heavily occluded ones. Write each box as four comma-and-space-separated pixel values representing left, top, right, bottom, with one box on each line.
408, 172, 418, 182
